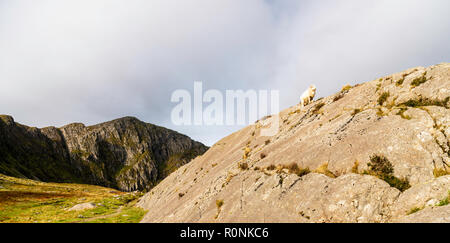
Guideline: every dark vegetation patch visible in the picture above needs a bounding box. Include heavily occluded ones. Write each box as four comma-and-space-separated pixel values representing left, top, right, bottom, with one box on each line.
266, 165, 276, 171
364, 155, 411, 192
378, 92, 390, 105
396, 73, 410, 86
312, 102, 325, 114
285, 163, 311, 177
410, 72, 429, 87
396, 77, 405, 86
376, 108, 386, 117
407, 206, 423, 215
399, 97, 449, 109
352, 109, 362, 116
260, 153, 267, 159
238, 162, 249, 171
333, 93, 345, 102
396, 108, 412, 120
376, 79, 383, 92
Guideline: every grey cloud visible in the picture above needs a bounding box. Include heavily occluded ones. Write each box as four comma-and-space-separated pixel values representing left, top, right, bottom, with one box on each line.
0, 0, 449, 146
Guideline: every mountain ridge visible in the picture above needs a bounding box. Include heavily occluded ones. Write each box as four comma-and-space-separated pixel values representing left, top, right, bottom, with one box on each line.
0, 116, 208, 191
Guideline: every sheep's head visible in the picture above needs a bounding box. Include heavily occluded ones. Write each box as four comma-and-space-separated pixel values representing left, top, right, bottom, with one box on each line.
310, 85, 317, 93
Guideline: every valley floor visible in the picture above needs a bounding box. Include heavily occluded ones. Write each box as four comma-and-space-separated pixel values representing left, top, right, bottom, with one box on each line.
0, 174, 146, 223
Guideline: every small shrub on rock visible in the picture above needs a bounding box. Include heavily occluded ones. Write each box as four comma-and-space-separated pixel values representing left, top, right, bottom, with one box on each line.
238, 162, 249, 170
313, 102, 325, 114
410, 72, 428, 87
366, 155, 410, 192
266, 164, 276, 171
286, 163, 310, 177
351, 161, 360, 174
341, 85, 352, 92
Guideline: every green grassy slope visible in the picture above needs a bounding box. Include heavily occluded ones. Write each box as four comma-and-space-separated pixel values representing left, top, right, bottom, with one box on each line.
0, 173, 146, 223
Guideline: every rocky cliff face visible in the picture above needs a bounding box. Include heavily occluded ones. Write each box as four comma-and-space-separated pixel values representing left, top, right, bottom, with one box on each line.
138, 63, 450, 223
0, 116, 208, 191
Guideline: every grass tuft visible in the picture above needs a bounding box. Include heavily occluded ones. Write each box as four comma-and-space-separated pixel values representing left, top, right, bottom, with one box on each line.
286, 163, 310, 177
266, 165, 276, 171
242, 147, 252, 160
396, 78, 405, 86
410, 72, 428, 87
351, 161, 360, 174
216, 199, 224, 208
433, 168, 450, 178
341, 85, 352, 92
352, 109, 362, 116
437, 192, 449, 206
314, 162, 336, 178
396, 108, 412, 120
399, 97, 449, 109
313, 102, 325, 114
333, 93, 345, 102
378, 92, 390, 105
407, 206, 423, 215
214, 199, 224, 219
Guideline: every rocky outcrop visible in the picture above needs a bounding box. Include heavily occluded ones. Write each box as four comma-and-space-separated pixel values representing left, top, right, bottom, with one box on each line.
68, 202, 97, 211
0, 116, 208, 191
393, 205, 450, 223
138, 63, 450, 222
389, 175, 450, 217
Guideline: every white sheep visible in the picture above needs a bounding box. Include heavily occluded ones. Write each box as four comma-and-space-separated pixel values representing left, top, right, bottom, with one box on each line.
300, 85, 317, 108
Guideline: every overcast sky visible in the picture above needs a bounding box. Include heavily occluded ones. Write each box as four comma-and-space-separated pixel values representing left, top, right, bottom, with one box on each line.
1, 0, 449, 146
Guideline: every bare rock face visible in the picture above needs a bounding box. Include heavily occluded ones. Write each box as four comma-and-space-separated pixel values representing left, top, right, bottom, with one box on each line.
138, 172, 400, 223
0, 116, 208, 191
138, 63, 450, 222
394, 205, 450, 223
389, 175, 450, 218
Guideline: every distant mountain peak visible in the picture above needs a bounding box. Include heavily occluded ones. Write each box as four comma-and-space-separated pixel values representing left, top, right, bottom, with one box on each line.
0, 115, 14, 125
0, 116, 208, 191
